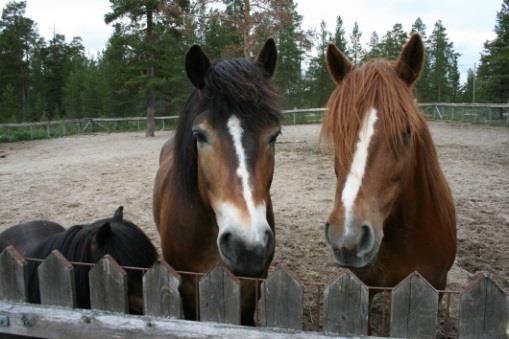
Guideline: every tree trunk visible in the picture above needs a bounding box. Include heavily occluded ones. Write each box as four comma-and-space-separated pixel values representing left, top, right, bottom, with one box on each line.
145, 7, 156, 137
242, 0, 251, 59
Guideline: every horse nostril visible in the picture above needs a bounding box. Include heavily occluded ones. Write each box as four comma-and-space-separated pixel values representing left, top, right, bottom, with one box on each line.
219, 231, 232, 248
358, 224, 373, 254
264, 229, 273, 247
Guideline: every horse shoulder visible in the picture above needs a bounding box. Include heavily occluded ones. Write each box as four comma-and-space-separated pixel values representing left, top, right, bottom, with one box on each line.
159, 137, 174, 165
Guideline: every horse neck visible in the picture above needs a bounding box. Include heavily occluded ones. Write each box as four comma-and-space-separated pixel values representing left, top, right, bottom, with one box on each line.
389, 123, 455, 231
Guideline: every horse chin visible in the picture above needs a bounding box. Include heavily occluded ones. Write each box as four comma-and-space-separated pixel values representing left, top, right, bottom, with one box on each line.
219, 253, 268, 278
333, 246, 380, 270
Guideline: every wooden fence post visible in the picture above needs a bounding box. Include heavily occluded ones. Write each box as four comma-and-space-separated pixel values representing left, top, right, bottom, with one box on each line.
259, 268, 303, 330
199, 265, 241, 325
390, 272, 439, 338
0, 246, 29, 302
323, 270, 369, 335
459, 274, 508, 339
89, 255, 128, 313
143, 260, 183, 318
38, 250, 76, 308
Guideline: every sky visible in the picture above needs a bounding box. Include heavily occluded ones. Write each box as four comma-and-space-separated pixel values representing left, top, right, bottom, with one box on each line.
0, 0, 503, 83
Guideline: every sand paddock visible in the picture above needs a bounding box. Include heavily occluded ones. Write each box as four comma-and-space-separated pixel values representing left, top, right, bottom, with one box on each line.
1, 121, 508, 331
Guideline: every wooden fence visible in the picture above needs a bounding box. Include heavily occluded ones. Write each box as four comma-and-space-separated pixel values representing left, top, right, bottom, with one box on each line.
1, 103, 507, 142
0, 246, 507, 338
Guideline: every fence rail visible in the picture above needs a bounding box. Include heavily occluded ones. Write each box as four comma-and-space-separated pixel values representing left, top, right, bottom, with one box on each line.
1, 103, 507, 143
0, 245, 507, 338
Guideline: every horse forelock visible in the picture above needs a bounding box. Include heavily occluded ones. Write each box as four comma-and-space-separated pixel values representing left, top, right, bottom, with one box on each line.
204, 58, 280, 128
321, 59, 424, 175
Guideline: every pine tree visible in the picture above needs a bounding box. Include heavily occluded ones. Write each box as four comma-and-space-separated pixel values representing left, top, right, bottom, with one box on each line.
411, 18, 432, 101
428, 20, 461, 102
0, 0, 38, 121
43, 34, 69, 120
459, 68, 476, 102
105, 0, 163, 136
348, 22, 363, 65
272, 0, 308, 108
364, 31, 382, 60
306, 20, 334, 107
100, 24, 141, 117
1, 84, 20, 122
333, 15, 348, 53
476, 0, 509, 102
379, 23, 407, 59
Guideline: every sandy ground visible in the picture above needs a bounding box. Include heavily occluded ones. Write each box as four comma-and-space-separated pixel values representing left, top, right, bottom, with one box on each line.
1, 122, 508, 332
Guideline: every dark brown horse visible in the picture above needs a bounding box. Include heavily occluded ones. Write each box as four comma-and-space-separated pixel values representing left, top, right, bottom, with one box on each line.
4, 207, 158, 314
321, 34, 456, 290
154, 39, 281, 324
0, 220, 65, 256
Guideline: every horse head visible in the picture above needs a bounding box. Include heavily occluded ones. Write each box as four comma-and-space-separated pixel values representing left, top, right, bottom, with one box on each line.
180, 39, 280, 277
322, 34, 425, 269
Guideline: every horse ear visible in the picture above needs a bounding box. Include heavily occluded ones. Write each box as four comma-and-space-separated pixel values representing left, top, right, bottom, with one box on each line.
185, 45, 211, 89
395, 33, 424, 86
113, 206, 123, 222
326, 43, 353, 84
256, 38, 277, 78
95, 222, 112, 247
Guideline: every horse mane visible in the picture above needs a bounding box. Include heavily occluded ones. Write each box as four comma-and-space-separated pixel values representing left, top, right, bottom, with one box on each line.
172, 58, 280, 200
321, 59, 423, 175
27, 218, 157, 308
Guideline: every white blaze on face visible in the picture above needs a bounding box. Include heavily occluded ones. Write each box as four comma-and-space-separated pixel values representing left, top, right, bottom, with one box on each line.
341, 108, 378, 232
215, 115, 269, 245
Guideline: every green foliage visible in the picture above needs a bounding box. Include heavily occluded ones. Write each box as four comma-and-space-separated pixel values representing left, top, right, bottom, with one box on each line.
379, 23, 408, 59
427, 20, 461, 102
273, 1, 307, 108
305, 21, 335, 107
476, 0, 509, 102
0, 0, 37, 122
348, 22, 363, 65
1, 84, 20, 122
0, 0, 504, 128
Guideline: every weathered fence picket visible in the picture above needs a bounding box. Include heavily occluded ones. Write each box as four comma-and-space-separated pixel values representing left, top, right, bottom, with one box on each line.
89, 255, 128, 313
199, 265, 241, 324
259, 268, 303, 330
0, 246, 508, 338
0, 246, 28, 302
143, 260, 183, 318
390, 272, 439, 338
459, 274, 508, 339
38, 250, 76, 308
323, 270, 369, 335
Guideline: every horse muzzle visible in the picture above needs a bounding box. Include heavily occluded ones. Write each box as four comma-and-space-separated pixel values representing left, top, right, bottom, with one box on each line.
325, 221, 381, 268
218, 229, 274, 277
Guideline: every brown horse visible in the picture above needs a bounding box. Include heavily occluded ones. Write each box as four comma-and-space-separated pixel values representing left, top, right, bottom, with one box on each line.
321, 34, 456, 290
153, 39, 281, 324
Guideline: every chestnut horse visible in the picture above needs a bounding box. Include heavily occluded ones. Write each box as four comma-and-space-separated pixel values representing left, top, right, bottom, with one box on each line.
321, 34, 456, 290
153, 39, 281, 324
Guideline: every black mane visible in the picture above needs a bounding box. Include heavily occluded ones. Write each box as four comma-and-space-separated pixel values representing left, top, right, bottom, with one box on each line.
172, 58, 280, 200
26, 217, 157, 309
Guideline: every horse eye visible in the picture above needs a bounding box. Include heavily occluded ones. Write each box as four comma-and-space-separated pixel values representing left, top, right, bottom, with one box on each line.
403, 126, 412, 145
269, 130, 281, 145
192, 130, 208, 144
